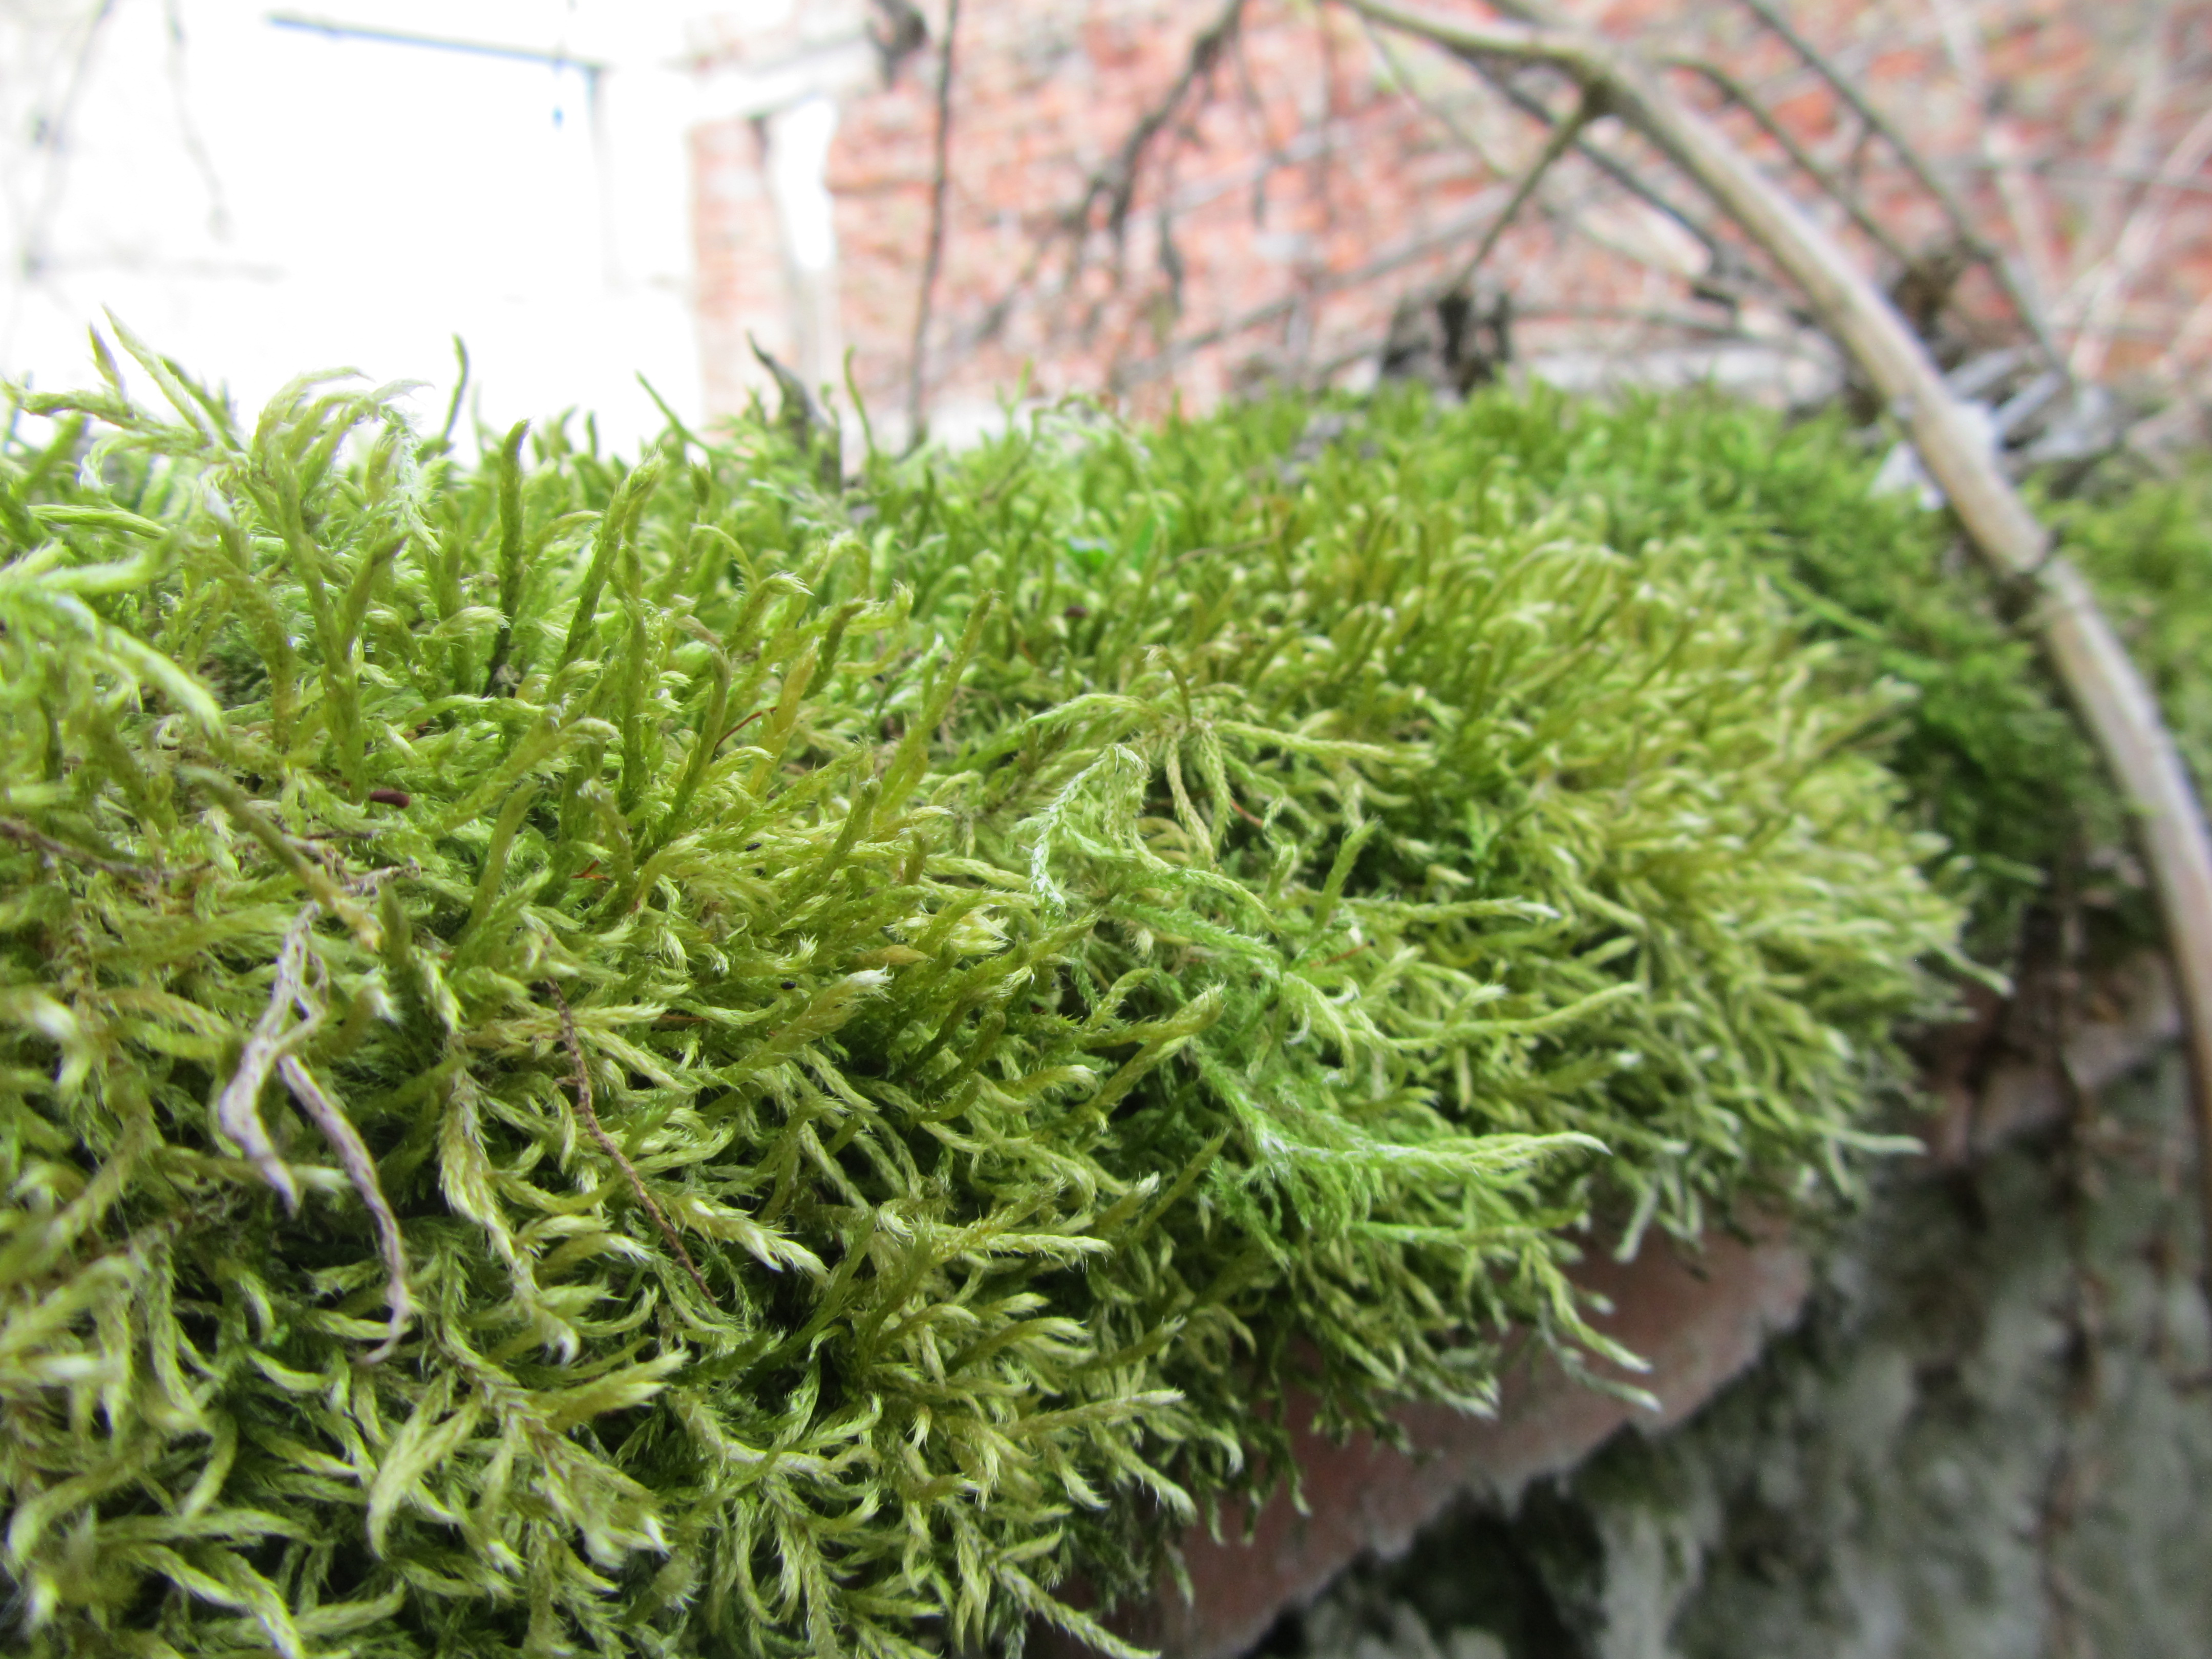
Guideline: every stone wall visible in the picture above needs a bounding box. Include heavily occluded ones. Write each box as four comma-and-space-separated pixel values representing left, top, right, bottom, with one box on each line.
1253, 1044, 2212, 1659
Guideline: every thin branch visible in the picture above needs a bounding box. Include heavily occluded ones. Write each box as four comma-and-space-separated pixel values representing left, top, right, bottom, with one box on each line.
1117, 183, 1513, 381
2079, 2, 2175, 256
13, 0, 119, 273
1940, 156, 2212, 199
1449, 93, 1593, 290
903, 0, 961, 447
1075, 0, 1247, 245
1307, 301, 1791, 383
0, 816, 151, 879
963, 0, 1246, 358
1925, 0, 2061, 327
1227, 15, 1296, 228
1729, 0, 2066, 369
1663, 55, 1912, 269
546, 980, 717, 1306
1159, 91, 1466, 219
2064, 103, 2212, 381
279, 1051, 414, 1363
1364, 15, 1781, 316
161, 0, 231, 241
215, 906, 413, 1360
1359, 14, 1507, 171
1466, 56, 1723, 260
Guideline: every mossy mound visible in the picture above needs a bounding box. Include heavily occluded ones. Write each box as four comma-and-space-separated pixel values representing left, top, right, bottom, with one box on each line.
1, 343, 1974, 1657
2044, 461, 2212, 797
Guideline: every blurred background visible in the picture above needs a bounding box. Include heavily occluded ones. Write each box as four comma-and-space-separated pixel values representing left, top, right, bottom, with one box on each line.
3, 0, 2208, 456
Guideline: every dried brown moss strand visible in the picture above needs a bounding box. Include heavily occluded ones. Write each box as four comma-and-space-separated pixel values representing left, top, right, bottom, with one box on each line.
544, 978, 718, 1307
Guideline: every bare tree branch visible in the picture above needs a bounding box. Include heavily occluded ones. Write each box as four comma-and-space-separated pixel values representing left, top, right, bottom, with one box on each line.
2065, 104, 2212, 380
904, 0, 961, 446
1359, 14, 1508, 172
965, 0, 1246, 356
1663, 55, 1913, 269
160, 0, 230, 241
1117, 183, 1513, 382
1730, 0, 2066, 368
1069, 0, 1247, 258
1925, 0, 2061, 327
1465, 56, 1724, 261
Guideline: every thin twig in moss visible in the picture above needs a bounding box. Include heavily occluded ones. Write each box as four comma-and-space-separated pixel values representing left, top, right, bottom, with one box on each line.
215, 906, 414, 1359
0, 816, 152, 879
546, 979, 718, 1306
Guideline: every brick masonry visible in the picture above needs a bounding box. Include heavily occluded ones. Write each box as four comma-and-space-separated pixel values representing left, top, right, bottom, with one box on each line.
686, 1, 2212, 438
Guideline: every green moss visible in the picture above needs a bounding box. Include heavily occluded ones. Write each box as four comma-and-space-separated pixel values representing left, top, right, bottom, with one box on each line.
1359, 387, 2104, 949
0, 343, 1972, 1657
2047, 463, 2212, 796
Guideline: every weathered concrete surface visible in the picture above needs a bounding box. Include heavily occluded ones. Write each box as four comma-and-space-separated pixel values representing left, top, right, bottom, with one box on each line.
1039, 957, 2194, 1659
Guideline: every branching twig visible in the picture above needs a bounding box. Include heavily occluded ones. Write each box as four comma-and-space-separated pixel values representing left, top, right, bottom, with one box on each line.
1730, 0, 2066, 369
545, 980, 717, 1306
1664, 55, 1912, 269
1450, 92, 1594, 290
160, 0, 231, 241
965, 0, 1246, 355
1927, 0, 2061, 328
1117, 184, 1513, 381
1070, 0, 1247, 252
1360, 13, 1507, 171
2065, 104, 2212, 381
1466, 55, 1722, 260
0, 816, 151, 880
903, 0, 961, 447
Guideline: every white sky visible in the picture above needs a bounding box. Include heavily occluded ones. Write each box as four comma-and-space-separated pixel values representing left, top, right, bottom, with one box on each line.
4, 2, 708, 451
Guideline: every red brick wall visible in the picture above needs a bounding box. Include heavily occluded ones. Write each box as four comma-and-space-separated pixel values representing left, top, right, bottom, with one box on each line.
689, 0, 2212, 434
691, 114, 788, 420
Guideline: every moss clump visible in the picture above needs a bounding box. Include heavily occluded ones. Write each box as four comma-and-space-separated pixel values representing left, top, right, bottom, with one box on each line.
1306, 388, 2105, 951
0, 342, 1961, 1658
2047, 463, 2212, 795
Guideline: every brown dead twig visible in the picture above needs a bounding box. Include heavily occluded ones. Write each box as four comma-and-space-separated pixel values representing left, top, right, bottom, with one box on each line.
1346, 0, 2212, 1294
1449, 89, 1594, 291
544, 980, 718, 1306
1730, 0, 2067, 369
1466, 54, 1726, 263
0, 816, 153, 880
963, 0, 1247, 356
903, 0, 960, 445
1072, 0, 1249, 256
